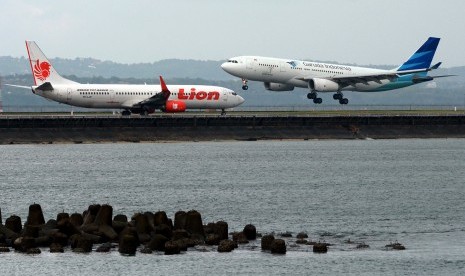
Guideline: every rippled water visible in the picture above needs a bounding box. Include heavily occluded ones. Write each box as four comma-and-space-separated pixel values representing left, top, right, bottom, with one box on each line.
1, 139, 465, 275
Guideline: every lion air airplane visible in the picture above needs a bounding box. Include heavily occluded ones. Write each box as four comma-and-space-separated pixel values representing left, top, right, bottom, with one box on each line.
8, 41, 244, 115
221, 37, 452, 105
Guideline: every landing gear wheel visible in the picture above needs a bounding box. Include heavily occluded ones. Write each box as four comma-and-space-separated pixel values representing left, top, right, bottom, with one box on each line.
333, 93, 343, 100
242, 85, 248, 90
313, 98, 322, 104
221, 109, 226, 116
307, 92, 317, 99
140, 110, 148, 116
122, 110, 131, 116
339, 98, 349, 105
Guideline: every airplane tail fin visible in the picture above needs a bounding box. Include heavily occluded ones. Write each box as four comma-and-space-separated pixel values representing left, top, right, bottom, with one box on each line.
25, 41, 78, 86
396, 37, 440, 72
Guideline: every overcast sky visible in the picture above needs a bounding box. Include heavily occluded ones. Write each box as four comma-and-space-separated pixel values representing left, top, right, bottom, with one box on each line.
1, 0, 464, 67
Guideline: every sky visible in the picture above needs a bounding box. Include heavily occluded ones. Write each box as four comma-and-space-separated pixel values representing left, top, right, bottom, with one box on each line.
1, 0, 464, 67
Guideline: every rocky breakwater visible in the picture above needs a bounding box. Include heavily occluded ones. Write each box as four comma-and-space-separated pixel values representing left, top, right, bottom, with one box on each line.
0, 204, 252, 256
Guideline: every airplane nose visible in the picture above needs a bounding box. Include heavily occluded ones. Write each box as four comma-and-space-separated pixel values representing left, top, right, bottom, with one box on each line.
221, 62, 230, 72
238, 95, 245, 105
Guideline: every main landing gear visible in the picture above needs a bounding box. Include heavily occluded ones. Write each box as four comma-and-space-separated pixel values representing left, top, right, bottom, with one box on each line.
307, 92, 322, 104
122, 110, 131, 116
221, 109, 226, 116
333, 92, 349, 105
242, 79, 248, 90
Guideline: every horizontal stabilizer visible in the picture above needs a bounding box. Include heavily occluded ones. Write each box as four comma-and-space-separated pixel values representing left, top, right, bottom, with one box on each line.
4, 84, 31, 89
430, 62, 442, 70
37, 82, 54, 91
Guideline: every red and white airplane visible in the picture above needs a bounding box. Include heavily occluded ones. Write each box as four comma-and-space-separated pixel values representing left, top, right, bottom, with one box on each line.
8, 41, 244, 115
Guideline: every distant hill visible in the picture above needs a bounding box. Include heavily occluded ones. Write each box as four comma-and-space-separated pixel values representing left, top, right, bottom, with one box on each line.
1, 56, 464, 110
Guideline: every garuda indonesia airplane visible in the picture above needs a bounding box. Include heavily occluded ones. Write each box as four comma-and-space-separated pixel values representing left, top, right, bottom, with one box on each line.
221, 37, 452, 104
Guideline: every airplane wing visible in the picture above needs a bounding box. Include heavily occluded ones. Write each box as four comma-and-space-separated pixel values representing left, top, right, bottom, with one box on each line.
300, 63, 450, 87
125, 76, 171, 109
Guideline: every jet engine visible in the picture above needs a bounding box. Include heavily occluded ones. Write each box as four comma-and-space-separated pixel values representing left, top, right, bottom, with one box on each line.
264, 82, 294, 91
308, 78, 340, 92
163, 100, 187, 113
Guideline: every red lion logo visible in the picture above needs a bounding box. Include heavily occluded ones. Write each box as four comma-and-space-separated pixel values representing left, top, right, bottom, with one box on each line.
33, 60, 51, 81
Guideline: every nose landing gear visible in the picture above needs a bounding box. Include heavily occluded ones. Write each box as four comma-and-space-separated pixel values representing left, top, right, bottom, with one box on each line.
242, 79, 248, 90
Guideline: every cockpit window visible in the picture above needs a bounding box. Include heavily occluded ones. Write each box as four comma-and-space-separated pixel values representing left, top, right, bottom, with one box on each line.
228, 60, 238, 63
232, 92, 237, 96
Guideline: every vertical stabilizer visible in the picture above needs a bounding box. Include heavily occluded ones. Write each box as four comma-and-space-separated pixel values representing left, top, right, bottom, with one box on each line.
25, 41, 78, 85
397, 37, 440, 71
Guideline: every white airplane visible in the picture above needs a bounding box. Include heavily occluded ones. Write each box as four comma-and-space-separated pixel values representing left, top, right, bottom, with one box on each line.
221, 37, 452, 104
8, 41, 244, 115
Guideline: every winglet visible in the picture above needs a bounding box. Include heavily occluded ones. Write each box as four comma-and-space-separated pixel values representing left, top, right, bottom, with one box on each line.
159, 76, 171, 99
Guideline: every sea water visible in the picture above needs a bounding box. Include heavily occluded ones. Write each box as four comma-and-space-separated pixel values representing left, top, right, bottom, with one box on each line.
0, 139, 464, 275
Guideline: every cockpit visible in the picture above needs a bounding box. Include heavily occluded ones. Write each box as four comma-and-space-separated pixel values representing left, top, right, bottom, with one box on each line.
227, 60, 239, 63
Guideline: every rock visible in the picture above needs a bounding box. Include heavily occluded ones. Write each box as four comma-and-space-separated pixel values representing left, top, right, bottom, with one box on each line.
205, 234, 221, 246
243, 224, 257, 240
296, 232, 308, 239
26, 248, 41, 254
313, 243, 328, 253
99, 224, 118, 241
173, 239, 189, 251
215, 221, 229, 240
94, 204, 113, 226
118, 234, 137, 255
0, 224, 19, 241
172, 229, 190, 241
51, 232, 68, 247
185, 210, 204, 239
155, 224, 172, 239
49, 243, 64, 253
113, 214, 128, 223
69, 213, 84, 227
22, 225, 40, 238
270, 239, 286, 254
296, 239, 308, 244
133, 213, 151, 243
118, 227, 139, 247
25, 204, 45, 226
261, 234, 275, 250
204, 222, 215, 235
75, 236, 93, 253
83, 204, 101, 225
56, 213, 69, 222
164, 241, 181, 255
154, 211, 170, 227
232, 232, 249, 244
279, 231, 292, 238
140, 247, 153, 254
147, 234, 169, 251
5, 215, 22, 233
96, 242, 112, 252
393, 244, 406, 250
174, 211, 187, 230
218, 240, 236, 253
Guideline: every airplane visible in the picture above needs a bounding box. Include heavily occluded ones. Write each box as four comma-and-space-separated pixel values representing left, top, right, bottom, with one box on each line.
7, 41, 244, 115
221, 37, 452, 105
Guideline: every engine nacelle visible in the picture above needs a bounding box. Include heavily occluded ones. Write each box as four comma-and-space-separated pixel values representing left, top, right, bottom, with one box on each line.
264, 82, 294, 91
164, 100, 186, 113
308, 78, 340, 92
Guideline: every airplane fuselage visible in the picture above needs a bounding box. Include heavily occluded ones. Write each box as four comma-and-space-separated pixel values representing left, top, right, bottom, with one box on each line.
222, 56, 416, 93
33, 84, 243, 110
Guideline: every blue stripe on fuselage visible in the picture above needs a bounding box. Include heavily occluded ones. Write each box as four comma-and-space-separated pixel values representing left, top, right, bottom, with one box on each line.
363, 74, 421, 92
